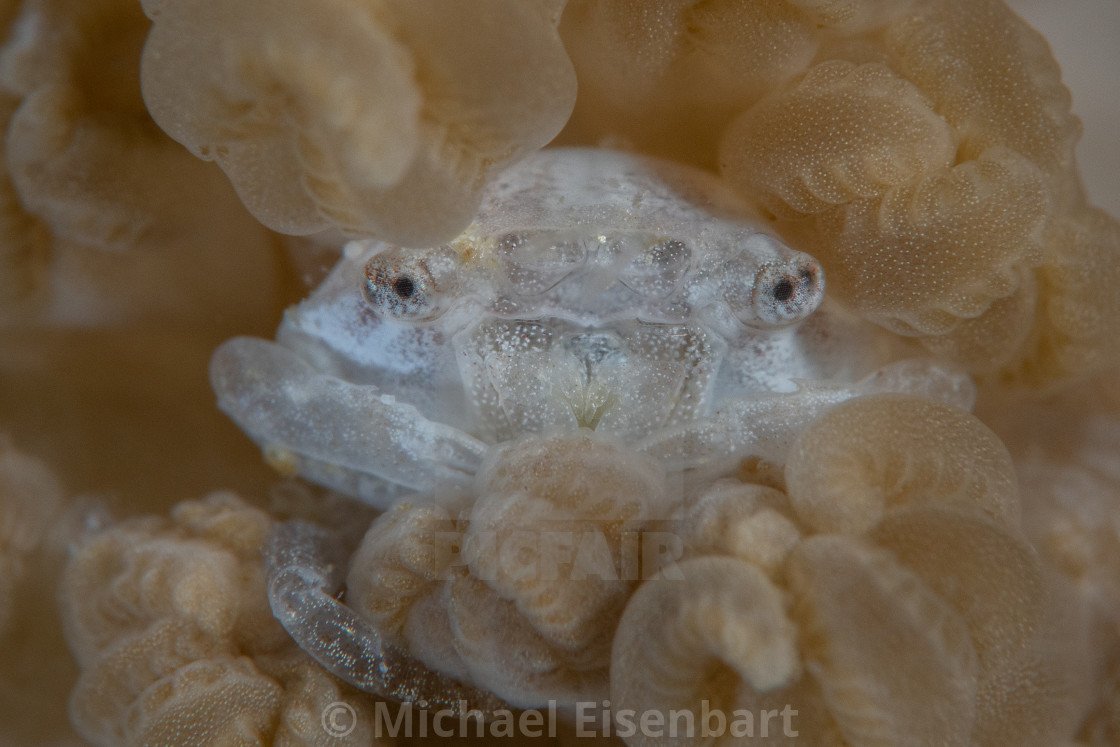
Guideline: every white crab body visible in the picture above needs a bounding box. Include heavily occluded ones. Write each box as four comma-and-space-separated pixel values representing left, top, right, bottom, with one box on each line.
216, 148, 977, 707
212, 148, 968, 506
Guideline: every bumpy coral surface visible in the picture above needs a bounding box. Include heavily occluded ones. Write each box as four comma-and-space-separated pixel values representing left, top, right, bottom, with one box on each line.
60, 493, 393, 747
139, 0, 577, 245
610, 396, 1086, 747
561, 0, 1120, 389
343, 432, 674, 710
0, 0, 1117, 745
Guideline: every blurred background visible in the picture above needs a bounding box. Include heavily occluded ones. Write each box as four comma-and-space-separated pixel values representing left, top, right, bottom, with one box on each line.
1008, 0, 1120, 216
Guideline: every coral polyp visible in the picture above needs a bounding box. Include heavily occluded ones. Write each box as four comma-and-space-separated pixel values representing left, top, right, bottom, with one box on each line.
0, 1, 1118, 745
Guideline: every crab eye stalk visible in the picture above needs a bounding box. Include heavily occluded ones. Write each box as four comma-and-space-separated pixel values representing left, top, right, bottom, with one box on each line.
747, 258, 824, 326
362, 248, 459, 321
721, 234, 826, 327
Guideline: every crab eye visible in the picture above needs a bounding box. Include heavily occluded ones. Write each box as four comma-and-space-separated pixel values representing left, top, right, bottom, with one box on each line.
721, 235, 826, 328
391, 275, 415, 300
747, 258, 824, 326
362, 249, 458, 321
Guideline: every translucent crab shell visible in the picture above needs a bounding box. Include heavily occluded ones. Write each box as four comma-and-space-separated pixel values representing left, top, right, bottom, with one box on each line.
211, 148, 950, 505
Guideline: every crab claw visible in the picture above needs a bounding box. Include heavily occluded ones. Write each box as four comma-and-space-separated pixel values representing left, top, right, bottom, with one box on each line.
211, 337, 488, 507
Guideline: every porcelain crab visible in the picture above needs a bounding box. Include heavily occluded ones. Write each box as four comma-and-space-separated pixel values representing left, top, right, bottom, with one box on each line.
212, 147, 970, 507
210, 148, 973, 708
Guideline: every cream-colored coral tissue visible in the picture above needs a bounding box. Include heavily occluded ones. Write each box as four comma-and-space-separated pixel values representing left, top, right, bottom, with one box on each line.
1, 1, 1119, 745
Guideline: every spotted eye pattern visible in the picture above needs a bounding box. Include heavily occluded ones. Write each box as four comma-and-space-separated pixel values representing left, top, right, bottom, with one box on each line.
749, 258, 824, 326
363, 252, 447, 320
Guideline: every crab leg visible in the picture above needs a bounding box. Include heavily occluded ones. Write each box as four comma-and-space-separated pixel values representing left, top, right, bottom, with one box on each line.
264, 520, 505, 714
211, 337, 488, 505
636, 359, 975, 471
